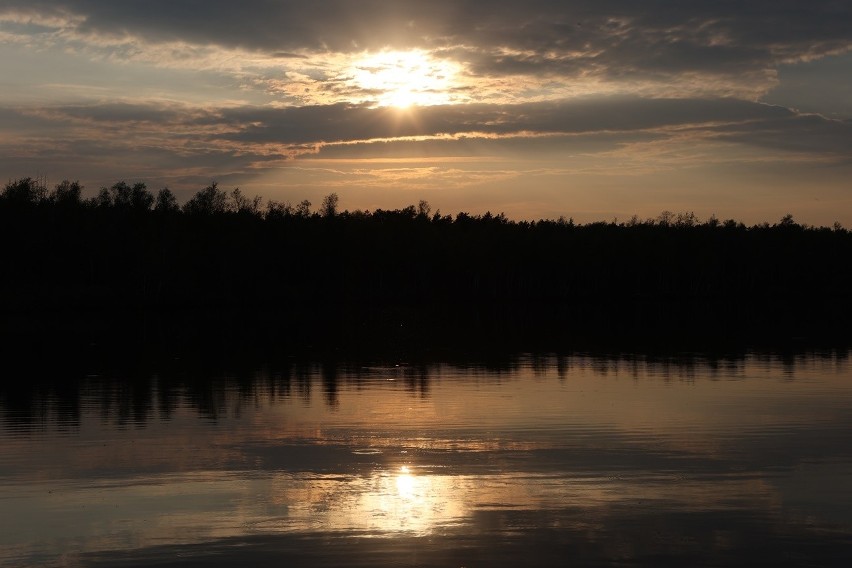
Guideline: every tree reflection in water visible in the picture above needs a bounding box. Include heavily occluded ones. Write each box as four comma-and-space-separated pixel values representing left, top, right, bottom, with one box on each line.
3, 350, 850, 432
2, 351, 852, 567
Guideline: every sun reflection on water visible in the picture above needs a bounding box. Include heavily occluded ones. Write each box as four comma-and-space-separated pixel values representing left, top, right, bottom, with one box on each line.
362, 464, 464, 536
396, 465, 415, 498
274, 464, 469, 537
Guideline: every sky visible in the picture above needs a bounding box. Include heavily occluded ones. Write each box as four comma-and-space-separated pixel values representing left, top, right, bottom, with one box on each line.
1, 1, 851, 224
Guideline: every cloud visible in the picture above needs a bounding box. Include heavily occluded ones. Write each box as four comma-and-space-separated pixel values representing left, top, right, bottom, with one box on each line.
8, 96, 847, 162
4, 95, 847, 196
208, 97, 796, 145
763, 52, 852, 117
2, 1, 849, 104
709, 114, 852, 158
5, 1, 849, 56
14, 96, 808, 165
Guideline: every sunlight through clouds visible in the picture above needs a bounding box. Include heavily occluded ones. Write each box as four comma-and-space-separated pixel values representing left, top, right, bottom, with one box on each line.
348, 50, 466, 108
265, 50, 473, 107
0, 1, 850, 224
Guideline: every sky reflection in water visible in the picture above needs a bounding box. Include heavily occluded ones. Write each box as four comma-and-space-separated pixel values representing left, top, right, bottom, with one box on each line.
2, 353, 852, 567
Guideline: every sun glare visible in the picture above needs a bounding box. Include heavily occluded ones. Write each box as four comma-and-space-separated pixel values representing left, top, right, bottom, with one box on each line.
350, 50, 461, 108
396, 465, 416, 497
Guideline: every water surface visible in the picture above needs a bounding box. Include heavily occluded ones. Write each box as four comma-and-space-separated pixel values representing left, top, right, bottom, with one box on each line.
2, 352, 852, 566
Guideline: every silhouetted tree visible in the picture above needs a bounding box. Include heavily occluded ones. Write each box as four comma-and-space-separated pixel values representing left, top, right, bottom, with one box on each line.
294, 199, 311, 218
320, 193, 339, 217
109, 181, 133, 208
154, 188, 179, 213
130, 182, 154, 211
90, 187, 112, 208
657, 210, 674, 226
778, 213, 798, 228
265, 200, 294, 220
675, 211, 698, 227
417, 199, 431, 219
183, 182, 228, 215
229, 188, 262, 215
50, 180, 83, 207
1, 177, 46, 206
2, 175, 852, 347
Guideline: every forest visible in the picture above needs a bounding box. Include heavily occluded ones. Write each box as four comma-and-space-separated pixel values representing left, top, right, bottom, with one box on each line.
1, 176, 850, 353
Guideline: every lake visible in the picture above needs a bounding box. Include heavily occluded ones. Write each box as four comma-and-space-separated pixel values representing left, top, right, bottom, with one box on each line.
2, 351, 852, 567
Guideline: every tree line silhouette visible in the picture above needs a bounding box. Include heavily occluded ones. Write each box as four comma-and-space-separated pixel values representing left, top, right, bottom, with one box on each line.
1, 176, 851, 347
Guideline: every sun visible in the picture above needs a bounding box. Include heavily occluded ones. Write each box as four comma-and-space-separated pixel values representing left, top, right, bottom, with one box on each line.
349, 50, 461, 108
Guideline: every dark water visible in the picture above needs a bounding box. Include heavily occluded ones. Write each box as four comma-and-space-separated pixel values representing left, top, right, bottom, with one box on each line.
2, 352, 852, 567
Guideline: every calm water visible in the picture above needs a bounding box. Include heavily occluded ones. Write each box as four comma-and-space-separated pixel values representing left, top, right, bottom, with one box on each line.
2, 352, 852, 567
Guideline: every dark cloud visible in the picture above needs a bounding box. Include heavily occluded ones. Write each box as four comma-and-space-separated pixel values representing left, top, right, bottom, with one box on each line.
36, 102, 192, 124
15, 96, 847, 167
19, 97, 839, 153
4, 1, 850, 79
0, 107, 59, 132
710, 114, 852, 157
209, 97, 795, 144
763, 52, 852, 117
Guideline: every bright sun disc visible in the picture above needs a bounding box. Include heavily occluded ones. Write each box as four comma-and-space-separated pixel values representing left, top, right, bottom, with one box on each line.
350, 50, 460, 108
